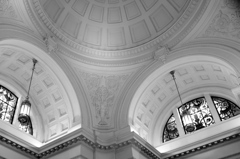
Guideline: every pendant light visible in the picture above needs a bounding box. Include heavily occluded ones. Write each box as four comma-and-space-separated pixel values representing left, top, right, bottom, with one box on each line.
170, 70, 196, 133
18, 58, 37, 125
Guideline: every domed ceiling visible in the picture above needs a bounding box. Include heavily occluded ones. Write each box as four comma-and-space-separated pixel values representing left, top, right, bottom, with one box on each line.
30, 0, 208, 61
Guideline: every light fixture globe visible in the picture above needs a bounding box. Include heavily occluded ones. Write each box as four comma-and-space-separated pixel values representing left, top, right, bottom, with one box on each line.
18, 98, 31, 125
18, 58, 37, 125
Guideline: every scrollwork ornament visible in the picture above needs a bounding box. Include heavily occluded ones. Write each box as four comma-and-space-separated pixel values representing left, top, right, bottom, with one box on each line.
0, 0, 9, 11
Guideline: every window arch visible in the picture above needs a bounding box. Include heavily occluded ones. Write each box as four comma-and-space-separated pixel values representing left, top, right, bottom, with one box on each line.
162, 114, 179, 142
0, 84, 33, 135
163, 96, 240, 143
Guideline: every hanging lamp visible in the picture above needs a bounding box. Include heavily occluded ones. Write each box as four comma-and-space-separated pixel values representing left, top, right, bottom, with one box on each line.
18, 58, 37, 125
170, 70, 196, 133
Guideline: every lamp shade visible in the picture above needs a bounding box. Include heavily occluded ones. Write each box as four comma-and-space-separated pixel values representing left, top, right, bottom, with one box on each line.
18, 98, 31, 125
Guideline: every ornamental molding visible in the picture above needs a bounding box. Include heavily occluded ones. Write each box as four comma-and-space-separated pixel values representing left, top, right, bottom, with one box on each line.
24, 0, 208, 62
1, 130, 240, 159
58, 46, 153, 67
0, 132, 161, 159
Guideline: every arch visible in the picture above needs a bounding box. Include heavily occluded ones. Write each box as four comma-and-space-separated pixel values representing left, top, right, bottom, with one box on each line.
0, 39, 86, 143
117, 43, 240, 145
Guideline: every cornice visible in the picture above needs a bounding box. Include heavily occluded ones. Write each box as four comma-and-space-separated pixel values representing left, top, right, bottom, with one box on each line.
164, 132, 240, 159
24, 0, 207, 62
0, 132, 161, 159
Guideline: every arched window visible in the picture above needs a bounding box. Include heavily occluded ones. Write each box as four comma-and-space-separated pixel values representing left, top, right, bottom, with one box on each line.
0, 85, 18, 124
0, 85, 33, 135
163, 96, 240, 142
212, 97, 240, 121
178, 97, 215, 134
163, 114, 179, 142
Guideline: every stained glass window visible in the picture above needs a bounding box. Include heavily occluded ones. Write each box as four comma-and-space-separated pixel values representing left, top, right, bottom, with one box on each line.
178, 97, 215, 134
0, 85, 18, 124
212, 97, 240, 121
19, 120, 33, 135
163, 114, 179, 142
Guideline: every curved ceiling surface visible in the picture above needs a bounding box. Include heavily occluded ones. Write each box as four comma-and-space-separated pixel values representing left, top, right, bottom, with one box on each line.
32, 0, 204, 56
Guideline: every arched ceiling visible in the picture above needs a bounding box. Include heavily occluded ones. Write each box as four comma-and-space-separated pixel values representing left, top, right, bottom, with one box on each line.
28, 0, 209, 62
129, 55, 239, 141
0, 40, 82, 143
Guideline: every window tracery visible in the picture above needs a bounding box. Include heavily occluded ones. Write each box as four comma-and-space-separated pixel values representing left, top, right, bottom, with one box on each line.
178, 97, 215, 134
0, 84, 33, 135
212, 97, 240, 121
0, 85, 18, 124
163, 96, 240, 142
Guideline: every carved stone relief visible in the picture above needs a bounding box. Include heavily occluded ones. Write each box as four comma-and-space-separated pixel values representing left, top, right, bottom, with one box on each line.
0, 0, 19, 20
202, 0, 240, 41
80, 72, 129, 127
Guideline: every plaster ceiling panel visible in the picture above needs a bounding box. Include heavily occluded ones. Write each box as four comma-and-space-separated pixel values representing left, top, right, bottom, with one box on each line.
109, 0, 119, 4
129, 20, 150, 43
89, 4, 104, 23
150, 5, 173, 33
168, 0, 188, 12
72, 0, 89, 16
61, 13, 81, 38
107, 7, 122, 24
124, 1, 141, 21
140, 0, 158, 11
107, 27, 126, 47
43, 0, 64, 22
83, 24, 102, 46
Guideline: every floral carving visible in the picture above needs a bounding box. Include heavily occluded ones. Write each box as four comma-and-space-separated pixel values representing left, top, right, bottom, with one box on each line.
203, 0, 240, 40
0, 0, 17, 19
81, 72, 128, 126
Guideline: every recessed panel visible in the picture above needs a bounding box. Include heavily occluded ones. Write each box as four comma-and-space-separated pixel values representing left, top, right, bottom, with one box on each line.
61, 13, 81, 38
150, 5, 173, 33
124, 1, 141, 20
89, 5, 104, 23
84, 25, 102, 46
129, 20, 150, 43
43, 0, 63, 22
107, 27, 126, 47
168, 0, 188, 12
108, 7, 122, 23
140, 0, 158, 11
72, 0, 89, 16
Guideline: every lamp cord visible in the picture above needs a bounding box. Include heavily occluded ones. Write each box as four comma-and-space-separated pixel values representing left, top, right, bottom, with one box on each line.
170, 70, 183, 105
26, 59, 37, 99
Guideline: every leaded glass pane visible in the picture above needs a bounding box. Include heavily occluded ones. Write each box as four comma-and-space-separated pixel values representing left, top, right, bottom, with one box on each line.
163, 114, 179, 142
0, 85, 18, 124
212, 97, 240, 121
178, 97, 215, 134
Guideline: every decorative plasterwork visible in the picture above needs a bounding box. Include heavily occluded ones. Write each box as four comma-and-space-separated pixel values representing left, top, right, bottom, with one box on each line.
0, 0, 21, 21
24, 0, 209, 62
79, 71, 129, 129
0, 133, 161, 159
202, 0, 240, 42
1, 131, 240, 159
